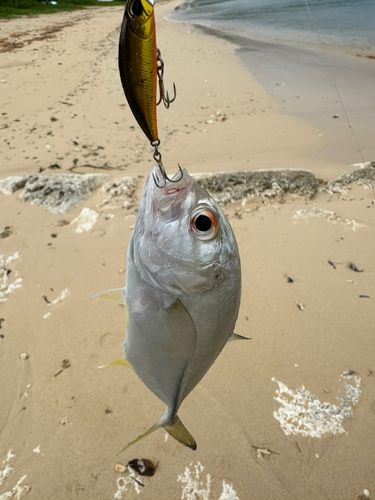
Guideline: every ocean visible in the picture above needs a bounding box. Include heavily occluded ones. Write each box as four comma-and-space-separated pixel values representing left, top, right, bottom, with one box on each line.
169, 0, 375, 57
168, 0, 375, 166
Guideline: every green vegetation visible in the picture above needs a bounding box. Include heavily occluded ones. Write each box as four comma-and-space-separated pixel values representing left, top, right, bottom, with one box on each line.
0, 0, 125, 18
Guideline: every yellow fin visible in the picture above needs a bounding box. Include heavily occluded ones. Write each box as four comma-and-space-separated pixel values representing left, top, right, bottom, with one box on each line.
117, 421, 161, 455
98, 357, 132, 370
118, 415, 196, 454
92, 288, 126, 305
164, 416, 197, 451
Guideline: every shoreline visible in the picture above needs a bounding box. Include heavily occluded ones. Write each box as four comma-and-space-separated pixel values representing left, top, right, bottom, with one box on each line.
165, 7, 375, 169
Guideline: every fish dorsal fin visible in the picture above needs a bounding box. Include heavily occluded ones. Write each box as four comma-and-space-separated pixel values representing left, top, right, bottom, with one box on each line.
98, 357, 132, 370
92, 288, 126, 305
228, 333, 251, 342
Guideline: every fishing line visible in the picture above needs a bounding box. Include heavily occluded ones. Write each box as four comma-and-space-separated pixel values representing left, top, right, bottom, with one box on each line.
303, 0, 375, 202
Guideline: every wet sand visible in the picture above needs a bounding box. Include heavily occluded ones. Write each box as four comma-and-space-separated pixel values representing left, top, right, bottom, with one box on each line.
1, 2, 375, 500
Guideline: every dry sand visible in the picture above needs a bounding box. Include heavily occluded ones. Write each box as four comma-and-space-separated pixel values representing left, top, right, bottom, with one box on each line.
1, 2, 375, 499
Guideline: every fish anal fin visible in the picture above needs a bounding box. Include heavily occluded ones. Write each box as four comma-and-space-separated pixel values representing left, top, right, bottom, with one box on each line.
229, 332, 251, 342
117, 421, 161, 455
92, 288, 126, 305
164, 415, 197, 451
98, 357, 132, 370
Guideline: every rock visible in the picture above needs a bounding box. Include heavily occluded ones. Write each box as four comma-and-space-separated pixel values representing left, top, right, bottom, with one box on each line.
72, 208, 99, 233
193, 169, 320, 204
0, 174, 109, 214
100, 177, 138, 209
326, 165, 375, 194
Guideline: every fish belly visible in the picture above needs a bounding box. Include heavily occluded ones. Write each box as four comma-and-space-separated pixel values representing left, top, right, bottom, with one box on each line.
178, 267, 241, 404
124, 260, 195, 414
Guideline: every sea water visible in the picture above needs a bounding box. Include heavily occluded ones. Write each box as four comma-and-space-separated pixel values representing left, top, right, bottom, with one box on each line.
169, 0, 375, 57
168, 0, 375, 165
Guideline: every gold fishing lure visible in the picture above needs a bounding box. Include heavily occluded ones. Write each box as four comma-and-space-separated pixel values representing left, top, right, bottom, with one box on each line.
119, 0, 158, 143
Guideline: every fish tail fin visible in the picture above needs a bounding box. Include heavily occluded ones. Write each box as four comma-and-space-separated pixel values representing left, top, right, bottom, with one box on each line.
118, 414, 196, 454
164, 415, 197, 451
117, 421, 162, 455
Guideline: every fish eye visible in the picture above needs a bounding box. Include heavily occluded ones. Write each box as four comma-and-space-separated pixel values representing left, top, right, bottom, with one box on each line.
190, 207, 219, 241
130, 0, 143, 17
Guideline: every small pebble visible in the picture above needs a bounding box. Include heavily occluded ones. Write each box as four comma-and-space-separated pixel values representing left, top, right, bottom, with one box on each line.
20, 353, 29, 360
114, 463, 127, 473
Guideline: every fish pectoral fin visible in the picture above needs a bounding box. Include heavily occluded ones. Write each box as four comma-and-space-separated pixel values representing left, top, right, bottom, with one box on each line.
98, 357, 132, 370
117, 421, 161, 455
166, 298, 197, 356
228, 332, 252, 342
164, 416, 197, 451
92, 288, 126, 305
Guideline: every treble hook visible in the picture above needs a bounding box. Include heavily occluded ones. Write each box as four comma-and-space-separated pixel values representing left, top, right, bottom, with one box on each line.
151, 140, 183, 188
156, 48, 177, 109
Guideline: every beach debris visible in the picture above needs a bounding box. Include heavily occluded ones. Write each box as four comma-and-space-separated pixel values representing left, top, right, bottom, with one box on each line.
128, 459, 158, 477
46, 288, 69, 307
252, 446, 278, 460
367, 369, 373, 377
286, 277, 294, 283
193, 169, 319, 205
328, 260, 336, 269
72, 208, 99, 233
113, 461, 145, 499
0, 174, 109, 214
0, 252, 22, 304
19, 353, 29, 360
60, 417, 69, 426
114, 464, 127, 473
0, 318, 4, 329
359, 295, 370, 299
178, 462, 240, 500
272, 371, 361, 438
293, 207, 366, 231
54, 359, 71, 377
0, 226, 13, 239
32, 446, 41, 454
296, 301, 304, 311
348, 262, 364, 272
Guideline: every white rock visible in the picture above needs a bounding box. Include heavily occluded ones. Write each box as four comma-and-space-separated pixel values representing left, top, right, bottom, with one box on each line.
72, 208, 99, 233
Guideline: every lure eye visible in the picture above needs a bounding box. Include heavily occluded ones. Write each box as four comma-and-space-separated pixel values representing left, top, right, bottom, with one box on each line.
130, 0, 143, 17
190, 207, 219, 241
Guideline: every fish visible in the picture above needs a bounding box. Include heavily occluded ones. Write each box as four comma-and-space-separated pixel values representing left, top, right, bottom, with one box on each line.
118, 0, 158, 143
95, 167, 243, 451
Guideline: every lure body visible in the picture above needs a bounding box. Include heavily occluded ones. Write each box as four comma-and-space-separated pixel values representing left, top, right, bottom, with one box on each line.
119, 0, 158, 143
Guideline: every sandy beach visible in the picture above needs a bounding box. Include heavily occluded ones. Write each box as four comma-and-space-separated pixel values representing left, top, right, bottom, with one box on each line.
1, 2, 375, 499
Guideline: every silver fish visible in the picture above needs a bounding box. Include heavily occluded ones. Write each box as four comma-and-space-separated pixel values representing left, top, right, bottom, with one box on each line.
95, 167, 243, 451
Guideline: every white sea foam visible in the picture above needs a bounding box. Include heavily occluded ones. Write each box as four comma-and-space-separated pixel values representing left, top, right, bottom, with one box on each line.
0, 253, 22, 304
178, 462, 239, 500
272, 373, 361, 438
293, 207, 366, 231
